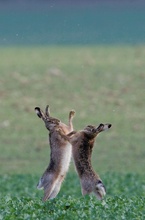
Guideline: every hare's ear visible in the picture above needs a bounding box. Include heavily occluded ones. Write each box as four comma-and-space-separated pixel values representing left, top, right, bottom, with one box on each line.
35, 107, 46, 120
103, 123, 112, 130
35, 107, 43, 118
95, 123, 112, 133
95, 124, 104, 132
45, 105, 50, 117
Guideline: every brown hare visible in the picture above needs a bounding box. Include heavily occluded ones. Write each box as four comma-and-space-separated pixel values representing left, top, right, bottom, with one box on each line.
35, 105, 75, 201
68, 123, 112, 200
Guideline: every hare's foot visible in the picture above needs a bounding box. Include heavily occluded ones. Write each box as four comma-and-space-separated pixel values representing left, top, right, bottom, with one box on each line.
94, 180, 106, 200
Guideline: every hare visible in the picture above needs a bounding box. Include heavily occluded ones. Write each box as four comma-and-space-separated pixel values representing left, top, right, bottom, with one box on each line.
35, 105, 75, 201
68, 123, 112, 200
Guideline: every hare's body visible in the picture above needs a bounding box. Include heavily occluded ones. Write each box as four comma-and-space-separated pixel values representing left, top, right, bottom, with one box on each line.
37, 128, 72, 200
68, 123, 111, 200
35, 106, 75, 201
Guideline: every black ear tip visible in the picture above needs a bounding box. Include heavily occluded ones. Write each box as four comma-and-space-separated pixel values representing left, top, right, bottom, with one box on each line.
98, 180, 102, 184
100, 123, 104, 127
34, 107, 42, 118
35, 107, 40, 111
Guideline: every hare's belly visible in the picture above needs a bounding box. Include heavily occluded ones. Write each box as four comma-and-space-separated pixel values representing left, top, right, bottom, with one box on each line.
60, 143, 72, 174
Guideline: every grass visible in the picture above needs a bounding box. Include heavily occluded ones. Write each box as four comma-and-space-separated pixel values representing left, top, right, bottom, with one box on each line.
0, 45, 145, 174
2, 195, 145, 220
0, 45, 145, 219
0, 173, 145, 219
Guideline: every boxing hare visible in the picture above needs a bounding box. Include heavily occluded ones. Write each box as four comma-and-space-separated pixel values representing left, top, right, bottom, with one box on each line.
35, 105, 75, 201
68, 123, 112, 200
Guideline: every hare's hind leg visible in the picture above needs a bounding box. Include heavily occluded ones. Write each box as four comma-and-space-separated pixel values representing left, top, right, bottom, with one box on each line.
43, 179, 58, 202
93, 180, 106, 200
37, 173, 58, 201
37, 177, 44, 190
81, 188, 90, 196
48, 175, 64, 199
81, 180, 92, 196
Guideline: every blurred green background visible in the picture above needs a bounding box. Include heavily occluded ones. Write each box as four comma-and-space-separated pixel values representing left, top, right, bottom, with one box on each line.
0, 1, 145, 176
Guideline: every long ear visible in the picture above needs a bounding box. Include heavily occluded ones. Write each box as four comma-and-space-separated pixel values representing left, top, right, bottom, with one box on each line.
103, 123, 112, 131
95, 123, 112, 133
95, 124, 104, 132
35, 107, 46, 121
45, 105, 50, 117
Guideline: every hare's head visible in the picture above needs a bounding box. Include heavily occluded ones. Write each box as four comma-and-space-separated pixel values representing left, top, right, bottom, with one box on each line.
35, 105, 60, 131
84, 123, 112, 137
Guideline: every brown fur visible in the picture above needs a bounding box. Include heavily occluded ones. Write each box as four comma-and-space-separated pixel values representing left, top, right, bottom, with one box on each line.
68, 123, 112, 200
35, 105, 75, 201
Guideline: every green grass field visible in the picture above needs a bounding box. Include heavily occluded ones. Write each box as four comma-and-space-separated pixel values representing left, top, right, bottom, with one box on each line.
0, 45, 145, 219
